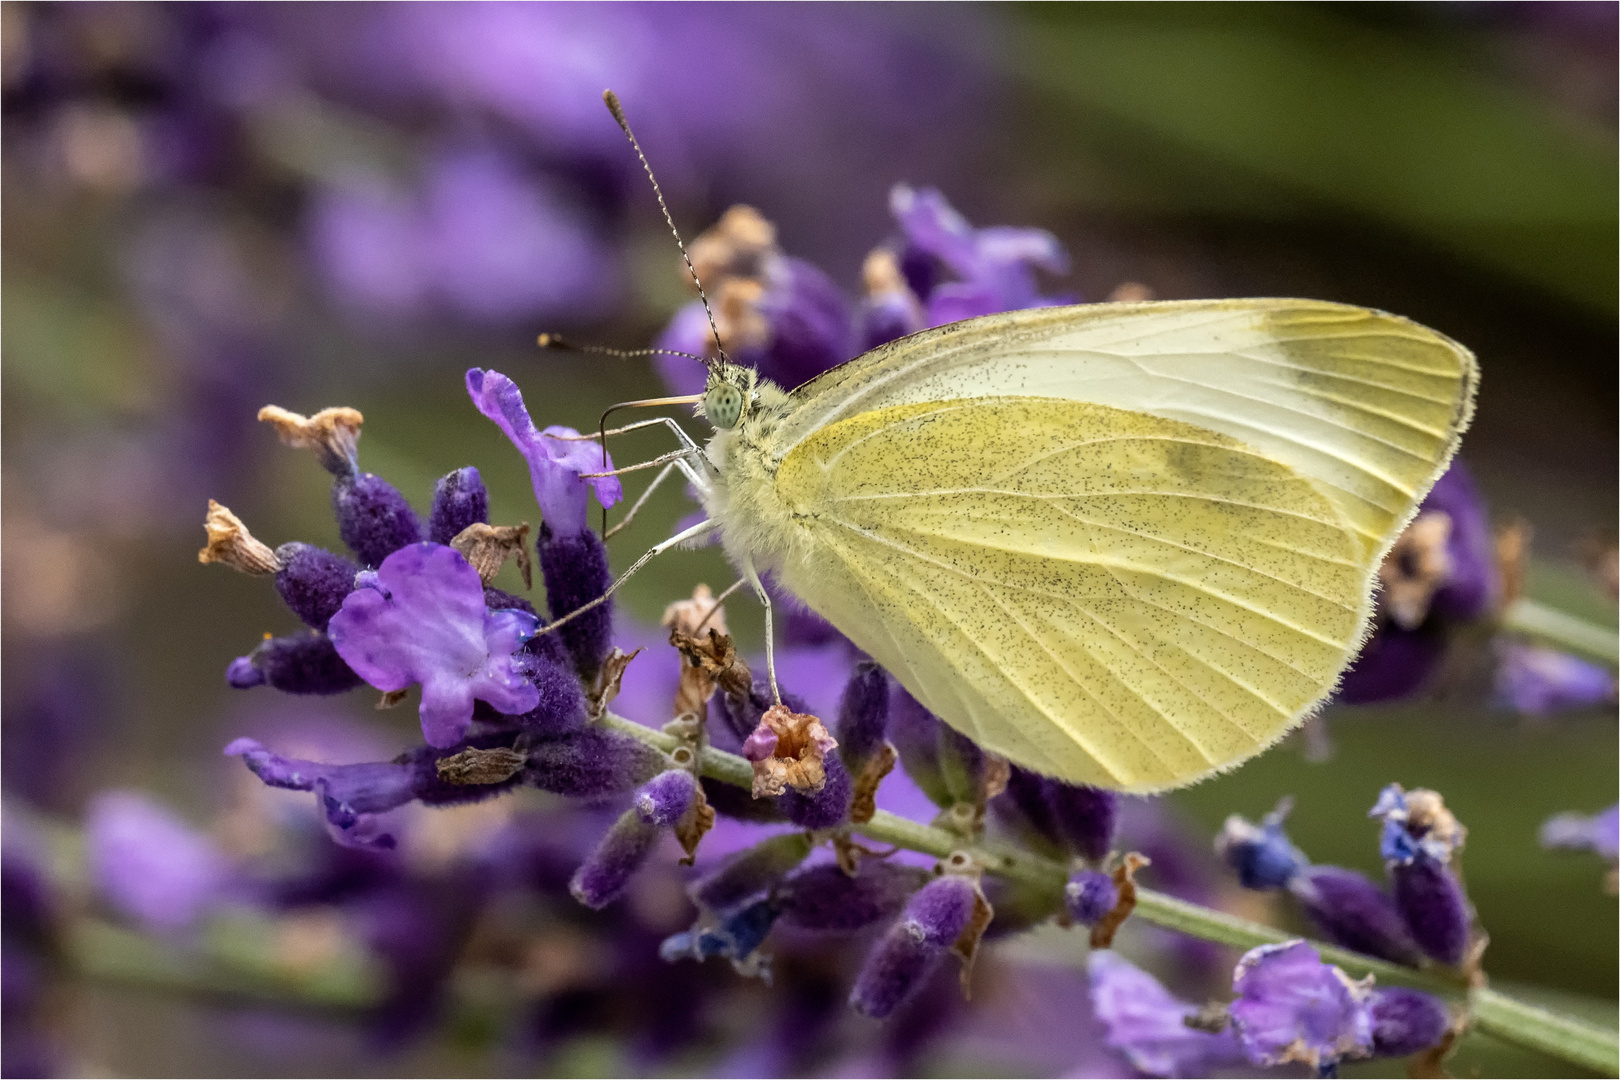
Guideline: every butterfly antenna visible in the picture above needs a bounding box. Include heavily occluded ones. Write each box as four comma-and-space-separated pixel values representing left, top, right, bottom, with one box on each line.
536, 334, 708, 366
603, 89, 728, 368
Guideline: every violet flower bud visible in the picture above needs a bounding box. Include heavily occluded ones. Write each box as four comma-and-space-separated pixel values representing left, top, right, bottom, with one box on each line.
225, 656, 265, 689
835, 661, 889, 773
1288, 866, 1423, 966
775, 862, 932, 934
235, 633, 364, 695
1369, 987, 1450, 1058
635, 770, 700, 827
1046, 782, 1119, 864
776, 750, 853, 829
1064, 869, 1118, 927
1215, 801, 1307, 890
691, 833, 815, 913
272, 543, 358, 628
569, 808, 661, 909
888, 688, 950, 807
993, 766, 1064, 854
1371, 785, 1473, 966
538, 523, 613, 679
333, 472, 424, 568
428, 466, 489, 545
850, 875, 979, 1019
525, 729, 665, 798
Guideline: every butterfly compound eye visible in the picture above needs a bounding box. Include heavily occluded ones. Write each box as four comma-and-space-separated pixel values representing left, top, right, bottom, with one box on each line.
704, 384, 744, 429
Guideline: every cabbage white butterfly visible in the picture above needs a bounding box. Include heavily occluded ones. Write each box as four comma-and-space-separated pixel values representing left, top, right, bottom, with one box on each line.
556, 94, 1477, 793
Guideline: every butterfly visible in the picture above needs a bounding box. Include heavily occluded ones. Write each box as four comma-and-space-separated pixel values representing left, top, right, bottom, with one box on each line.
564, 93, 1477, 794
673, 299, 1476, 793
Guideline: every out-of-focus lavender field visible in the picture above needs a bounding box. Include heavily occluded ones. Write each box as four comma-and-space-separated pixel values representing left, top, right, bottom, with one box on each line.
3, 4, 1615, 1077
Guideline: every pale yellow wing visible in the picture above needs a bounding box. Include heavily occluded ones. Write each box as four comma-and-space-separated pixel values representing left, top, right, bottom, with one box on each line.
770, 396, 1369, 792
775, 299, 1478, 562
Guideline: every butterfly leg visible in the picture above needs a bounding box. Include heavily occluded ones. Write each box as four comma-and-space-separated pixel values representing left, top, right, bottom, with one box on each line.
533, 516, 719, 638
743, 559, 782, 705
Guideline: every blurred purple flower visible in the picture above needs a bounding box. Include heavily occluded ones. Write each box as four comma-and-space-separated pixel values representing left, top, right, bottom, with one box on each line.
1229, 940, 1373, 1070
327, 542, 540, 747
1215, 800, 1308, 891
1086, 950, 1243, 1078
465, 367, 621, 535
86, 791, 233, 933
1371, 786, 1473, 967
1541, 803, 1619, 860
1493, 642, 1617, 715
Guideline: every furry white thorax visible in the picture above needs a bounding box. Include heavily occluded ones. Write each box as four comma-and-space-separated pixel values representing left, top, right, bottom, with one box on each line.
696, 371, 814, 581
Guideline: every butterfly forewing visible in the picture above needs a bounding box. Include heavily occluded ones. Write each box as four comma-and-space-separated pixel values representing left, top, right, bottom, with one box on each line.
772, 396, 1369, 791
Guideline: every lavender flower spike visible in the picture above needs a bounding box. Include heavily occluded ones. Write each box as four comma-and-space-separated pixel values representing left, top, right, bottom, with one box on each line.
850, 874, 979, 1019
1087, 950, 1244, 1078
1229, 940, 1374, 1071
570, 809, 661, 910
1371, 785, 1473, 966
465, 368, 622, 535
328, 543, 540, 747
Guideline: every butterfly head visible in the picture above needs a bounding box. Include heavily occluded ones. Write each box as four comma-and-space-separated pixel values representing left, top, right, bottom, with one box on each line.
700, 363, 757, 430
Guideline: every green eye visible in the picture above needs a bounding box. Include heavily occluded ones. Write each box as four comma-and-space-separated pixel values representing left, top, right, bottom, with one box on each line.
705, 384, 744, 429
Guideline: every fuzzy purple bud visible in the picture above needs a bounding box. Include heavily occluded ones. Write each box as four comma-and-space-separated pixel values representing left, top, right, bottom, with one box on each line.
1064, 869, 1118, 926
1288, 866, 1423, 966
225, 656, 265, 689
888, 688, 950, 807
994, 766, 1064, 854
273, 543, 359, 628
525, 729, 665, 798
1370, 988, 1450, 1058
333, 472, 424, 568
635, 770, 700, 827
570, 809, 661, 909
776, 749, 853, 828
242, 633, 364, 695
1047, 782, 1119, 864
775, 861, 933, 934
537, 523, 613, 679
691, 833, 815, 913
835, 661, 889, 773
1391, 858, 1472, 967
428, 466, 489, 545
850, 875, 978, 1019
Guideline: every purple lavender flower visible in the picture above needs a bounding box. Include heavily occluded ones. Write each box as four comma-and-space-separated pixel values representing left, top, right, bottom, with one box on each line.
634, 769, 700, 828
465, 367, 621, 536
660, 898, 781, 978
1229, 941, 1374, 1071
1086, 950, 1244, 1078
1214, 801, 1308, 890
226, 736, 418, 849
327, 542, 540, 747
890, 184, 1070, 326
228, 632, 364, 695
524, 729, 666, 798
272, 542, 358, 628
850, 874, 980, 1019
833, 660, 890, 773
1064, 869, 1118, 926
1493, 642, 1617, 715
1288, 866, 1424, 966
428, 466, 489, 545
690, 833, 815, 914
333, 472, 425, 568
1541, 803, 1620, 860
1371, 786, 1473, 966
569, 810, 662, 910
1046, 782, 1119, 865
1369, 987, 1450, 1058
775, 861, 932, 934
1338, 460, 1497, 704
86, 791, 233, 933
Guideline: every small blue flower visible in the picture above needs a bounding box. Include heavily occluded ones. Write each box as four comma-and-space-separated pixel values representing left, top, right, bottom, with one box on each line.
1229, 940, 1374, 1071
1086, 949, 1243, 1078
327, 542, 540, 747
465, 367, 622, 535
660, 898, 781, 981
1215, 799, 1308, 890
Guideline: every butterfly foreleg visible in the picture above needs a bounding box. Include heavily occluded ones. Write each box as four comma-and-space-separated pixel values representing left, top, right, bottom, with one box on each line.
532, 516, 719, 638
742, 559, 782, 706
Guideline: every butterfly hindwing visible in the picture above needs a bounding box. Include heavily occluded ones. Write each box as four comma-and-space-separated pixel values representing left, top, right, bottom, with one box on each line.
772, 396, 1368, 791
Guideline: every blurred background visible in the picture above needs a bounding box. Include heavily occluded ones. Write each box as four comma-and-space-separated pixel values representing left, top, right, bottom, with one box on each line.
2, 3, 1615, 1077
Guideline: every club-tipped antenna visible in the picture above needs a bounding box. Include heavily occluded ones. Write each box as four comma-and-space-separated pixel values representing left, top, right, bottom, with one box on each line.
603, 89, 727, 369
537, 333, 708, 366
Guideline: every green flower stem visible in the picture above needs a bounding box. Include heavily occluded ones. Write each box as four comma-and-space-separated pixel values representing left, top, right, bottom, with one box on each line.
1501, 598, 1619, 665
603, 712, 1620, 1076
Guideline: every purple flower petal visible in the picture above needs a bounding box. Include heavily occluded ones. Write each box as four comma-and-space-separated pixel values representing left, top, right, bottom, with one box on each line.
327, 542, 540, 747
1493, 642, 1617, 716
87, 792, 232, 933
465, 368, 621, 534
1087, 950, 1243, 1078
1541, 804, 1620, 860
1229, 941, 1373, 1070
